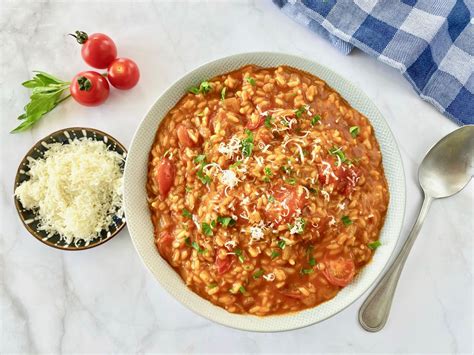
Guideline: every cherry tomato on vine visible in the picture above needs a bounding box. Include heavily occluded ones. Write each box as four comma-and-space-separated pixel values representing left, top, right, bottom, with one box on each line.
107, 58, 140, 90
70, 30, 117, 69
70, 71, 110, 106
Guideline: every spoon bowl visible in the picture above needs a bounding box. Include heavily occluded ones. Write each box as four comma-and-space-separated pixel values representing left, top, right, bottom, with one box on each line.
419, 125, 474, 198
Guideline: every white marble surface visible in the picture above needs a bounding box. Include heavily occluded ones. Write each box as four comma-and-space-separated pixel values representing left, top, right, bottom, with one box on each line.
0, 1, 472, 354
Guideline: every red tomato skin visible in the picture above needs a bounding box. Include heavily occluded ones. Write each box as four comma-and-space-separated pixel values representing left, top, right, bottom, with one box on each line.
157, 231, 174, 258
265, 185, 305, 224
107, 58, 140, 90
155, 158, 175, 198
215, 252, 233, 275
70, 71, 109, 107
177, 124, 197, 148
322, 256, 356, 287
245, 116, 265, 130
81, 33, 117, 69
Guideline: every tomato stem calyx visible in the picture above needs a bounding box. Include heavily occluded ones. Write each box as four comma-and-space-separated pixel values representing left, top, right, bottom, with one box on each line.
77, 76, 92, 91
69, 30, 88, 44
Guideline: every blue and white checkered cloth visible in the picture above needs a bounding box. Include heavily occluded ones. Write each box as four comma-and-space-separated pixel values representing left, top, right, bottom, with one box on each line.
274, 0, 473, 125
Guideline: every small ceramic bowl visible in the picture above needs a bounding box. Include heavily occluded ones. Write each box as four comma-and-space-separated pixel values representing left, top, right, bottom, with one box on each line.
14, 127, 127, 251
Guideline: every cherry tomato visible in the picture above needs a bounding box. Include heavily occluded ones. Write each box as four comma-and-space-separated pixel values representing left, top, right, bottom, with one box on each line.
335, 165, 360, 196
107, 58, 140, 90
245, 115, 265, 130
208, 110, 229, 134
70, 31, 117, 69
70, 71, 109, 107
156, 231, 174, 259
154, 158, 175, 198
322, 256, 355, 287
215, 252, 233, 275
177, 124, 198, 148
265, 185, 305, 224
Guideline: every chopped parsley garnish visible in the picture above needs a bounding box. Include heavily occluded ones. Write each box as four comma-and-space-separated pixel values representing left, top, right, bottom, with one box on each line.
185, 237, 206, 254
241, 129, 254, 157
286, 177, 296, 185
294, 106, 306, 118
220, 87, 227, 101
264, 167, 272, 177
368, 241, 381, 250
229, 160, 243, 169
309, 256, 316, 266
309, 187, 318, 195
328, 146, 350, 166
208, 283, 218, 289
278, 239, 286, 249
194, 154, 206, 164
185, 186, 192, 193
263, 177, 270, 183
197, 169, 211, 185
192, 241, 206, 254
246, 77, 256, 86
201, 222, 213, 236
268, 195, 275, 203
290, 218, 306, 234
253, 269, 265, 279
341, 215, 352, 226
217, 216, 236, 227
311, 115, 321, 125
195, 155, 211, 185
239, 285, 247, 293
188, 81, 212, 95
264, 114, 273, 128
349, 126, 360, 138
301, 268, 314, 275
270, 250, 280, 259
210, 220, 217, 228
280, 118, 289, 126
235, 249, 245, 263
182, 208, 192, 218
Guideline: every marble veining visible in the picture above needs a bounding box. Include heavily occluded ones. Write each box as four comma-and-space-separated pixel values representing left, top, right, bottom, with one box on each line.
0, 1, 472, 354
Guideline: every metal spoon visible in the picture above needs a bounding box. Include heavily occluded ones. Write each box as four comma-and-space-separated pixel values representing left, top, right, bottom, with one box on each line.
359, 125, 474, 332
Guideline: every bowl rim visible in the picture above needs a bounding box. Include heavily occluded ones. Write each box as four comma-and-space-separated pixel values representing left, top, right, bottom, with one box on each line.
124, 51, 406, 331
13, 126, 128, 251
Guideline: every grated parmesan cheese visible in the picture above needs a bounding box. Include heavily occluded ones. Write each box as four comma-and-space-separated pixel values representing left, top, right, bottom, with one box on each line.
15, 139, 124, 245
218, 136, 241, 159
263, 273, 275, 281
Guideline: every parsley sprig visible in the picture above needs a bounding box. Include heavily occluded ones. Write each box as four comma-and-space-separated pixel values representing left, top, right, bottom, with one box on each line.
241, 129, 254, 157
12, 71, 71, 133
188, 81, 212, 95
294, 106, 306, 118
195, 155, 211, 185
328, 146, 352, 166
246, 77, 256, 86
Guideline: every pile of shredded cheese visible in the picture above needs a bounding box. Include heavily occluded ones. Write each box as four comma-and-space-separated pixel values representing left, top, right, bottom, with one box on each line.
15, 138, 124, 245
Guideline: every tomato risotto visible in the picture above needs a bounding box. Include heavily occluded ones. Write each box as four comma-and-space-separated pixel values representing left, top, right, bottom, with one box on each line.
146, 65, 389, 315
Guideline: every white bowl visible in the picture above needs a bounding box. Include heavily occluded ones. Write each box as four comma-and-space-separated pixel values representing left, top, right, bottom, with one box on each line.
124, 52, 406, 332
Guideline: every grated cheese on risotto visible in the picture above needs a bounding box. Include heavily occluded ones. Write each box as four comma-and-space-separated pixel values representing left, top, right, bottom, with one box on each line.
15, 138, 124, 244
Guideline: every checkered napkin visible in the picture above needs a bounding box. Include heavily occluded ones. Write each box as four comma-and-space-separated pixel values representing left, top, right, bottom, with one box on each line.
273, 0, 473, 125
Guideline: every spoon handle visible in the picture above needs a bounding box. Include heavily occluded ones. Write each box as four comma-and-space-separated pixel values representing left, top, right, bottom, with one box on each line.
358, 194, 433, 332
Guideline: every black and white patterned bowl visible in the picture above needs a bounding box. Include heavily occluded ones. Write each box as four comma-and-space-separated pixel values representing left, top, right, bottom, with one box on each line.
14, 127, 127, 251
